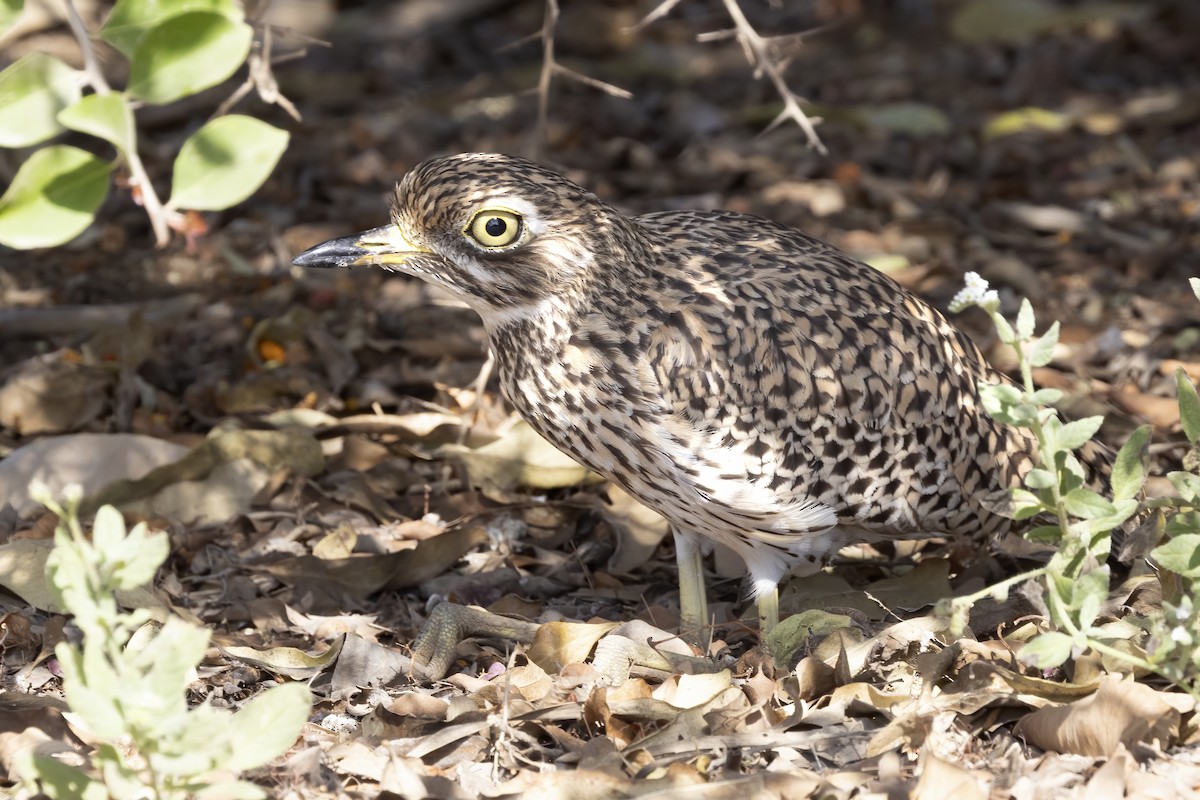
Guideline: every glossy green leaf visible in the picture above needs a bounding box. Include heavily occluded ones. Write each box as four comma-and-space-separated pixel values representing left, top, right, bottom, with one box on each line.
168, 115, 289, 211
57, 92, 137, 156
127, 11, 252, 105
0, 52, 81, 147
0, 146, 111, 249
100, 0, 244, 58
1178, 367, 1200, 445
0, 0, 23, 38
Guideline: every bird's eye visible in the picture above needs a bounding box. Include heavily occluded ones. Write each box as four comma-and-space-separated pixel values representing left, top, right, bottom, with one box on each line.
467, 210, 523, 249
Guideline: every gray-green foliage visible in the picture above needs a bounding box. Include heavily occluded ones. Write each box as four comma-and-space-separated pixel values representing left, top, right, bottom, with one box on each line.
945, 274, 1200, 701
0, 0, 289, 248
15, 487, 311, 800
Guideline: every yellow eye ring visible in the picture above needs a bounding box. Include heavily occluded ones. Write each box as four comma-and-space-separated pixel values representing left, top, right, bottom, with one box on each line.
467, 210, 523, 249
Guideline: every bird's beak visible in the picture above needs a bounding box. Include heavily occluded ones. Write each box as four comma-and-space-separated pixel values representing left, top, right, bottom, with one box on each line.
292, 224, 432, 269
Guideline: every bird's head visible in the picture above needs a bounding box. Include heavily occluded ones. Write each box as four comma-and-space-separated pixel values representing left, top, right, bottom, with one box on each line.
294, 153, 638, 324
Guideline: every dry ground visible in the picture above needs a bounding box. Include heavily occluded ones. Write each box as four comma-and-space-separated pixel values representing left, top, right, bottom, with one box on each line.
2, 0, 1200, 797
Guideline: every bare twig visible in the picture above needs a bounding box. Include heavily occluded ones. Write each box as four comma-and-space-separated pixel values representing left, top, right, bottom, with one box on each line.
626, 0, 687, 34
63, 0, 173, 245
0, 294, 204, 337
715, 0, 827, 153
535, 0, 631, 147
214, 18, 304, 122
62, 0, 110, 93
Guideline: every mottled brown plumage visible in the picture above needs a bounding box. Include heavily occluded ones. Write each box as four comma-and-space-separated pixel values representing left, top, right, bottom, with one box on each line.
295, 153, 1041, 633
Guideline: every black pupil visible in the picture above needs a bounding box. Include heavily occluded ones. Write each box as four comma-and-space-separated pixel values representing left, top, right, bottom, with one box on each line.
484, 217, 507, 237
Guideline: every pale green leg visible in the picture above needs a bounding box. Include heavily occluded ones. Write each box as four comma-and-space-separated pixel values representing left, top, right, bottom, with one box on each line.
757, 584, 780, 634
673, 528, 708, 641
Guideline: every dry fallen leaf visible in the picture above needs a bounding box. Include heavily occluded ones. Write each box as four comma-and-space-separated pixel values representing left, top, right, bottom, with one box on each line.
913, 753, 990, 800
1014, 674, 1182, 757
436, 420, 601, 493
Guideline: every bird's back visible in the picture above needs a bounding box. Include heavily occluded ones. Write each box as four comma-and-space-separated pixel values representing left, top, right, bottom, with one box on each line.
611, 209, 1039, 542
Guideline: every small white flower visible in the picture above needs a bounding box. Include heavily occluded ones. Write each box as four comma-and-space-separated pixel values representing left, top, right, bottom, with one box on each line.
1170, 625, 1193, 646
949, 272, 1001, 313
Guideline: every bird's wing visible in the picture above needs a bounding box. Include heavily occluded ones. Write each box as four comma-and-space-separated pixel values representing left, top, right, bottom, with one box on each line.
626, 211, 1013, 536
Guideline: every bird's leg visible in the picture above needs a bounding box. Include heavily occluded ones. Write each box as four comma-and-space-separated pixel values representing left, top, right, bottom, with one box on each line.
756, 583, 780, 634
673, 528, 709, 641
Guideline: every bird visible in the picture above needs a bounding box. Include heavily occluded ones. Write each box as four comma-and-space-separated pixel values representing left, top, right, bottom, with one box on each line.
294, 152, 1043, 637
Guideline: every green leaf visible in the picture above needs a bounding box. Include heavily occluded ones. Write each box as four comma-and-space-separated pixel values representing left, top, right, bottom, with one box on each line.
0, 146, 111, 249
1021, 631, 1073, 669
1026, 321, 1060, 368
101, 0, 245, 58
1165, 511, 1200, 536
984, 107, 1071, 139
0, 52, 81, 147
127, 11, 252, 105
1015, 299, 1036, 340
1168, 471, 1200, 504
57, 92, 137, 155
130, 618, 210, 708
993, 312, 1017, 345
28, 755, 107, 800
223, 682, 311, 772
1063, 488, 1115, 519
1055, 416, 1105, 451
952, 0, 1057, 44
168, 115, 289, 211
194, 780, 268, 800
852, 102, 951, 137
1069, 567, 1109, 628
90, 504, 127, 554
1151, 534, 1200, 578
109, 525, 168, 590
1030, 387, 1063, 405
0, 0, 24, 39
58, 645, 127, 740
1111, 424, 1150, 503
1024, 468, 1056, 490
94, 743, 146, 800
1078, 497, 1139, 538
1026, 524, 1063, 543
1178, 367, 1200, 445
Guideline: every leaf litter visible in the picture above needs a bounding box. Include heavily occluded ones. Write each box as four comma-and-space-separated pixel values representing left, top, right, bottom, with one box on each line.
2, 0, 1200, 797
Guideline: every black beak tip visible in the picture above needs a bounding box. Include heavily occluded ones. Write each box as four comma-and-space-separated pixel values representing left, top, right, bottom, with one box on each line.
292, 241, 344, 269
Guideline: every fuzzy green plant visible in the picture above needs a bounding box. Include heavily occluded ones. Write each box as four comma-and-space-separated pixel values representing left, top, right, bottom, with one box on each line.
15, 486, 311, 800
0, 0, 292, 248
944, 274, 1200, 701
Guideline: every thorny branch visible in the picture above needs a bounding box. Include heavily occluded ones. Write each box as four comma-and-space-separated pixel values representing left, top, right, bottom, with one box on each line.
715, 0, 827, 153
633, 0, 828, 153
213, 0, 310, 122
535, 0, 632, 148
